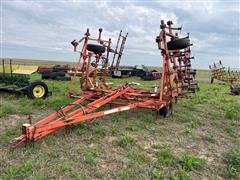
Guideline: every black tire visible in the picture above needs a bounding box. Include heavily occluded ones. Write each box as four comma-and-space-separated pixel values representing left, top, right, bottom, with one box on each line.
55, 76, 71, 81
189, 70, 197, 76
51, 72, 66, 76
159, 103, 172, 117
38, 69, 53, 74
42, 72, 66, 79
167, 38, 190, 50
159, 106, 169, 117
230, 85, 240, 95
141, 72, 154, 81
42, 74, 50, 79
138, 71, 146, 77
52, 66, 68, 72
27, 81, 48, 99
87, 44, 106, 54
210, 78, 214, 84
48, 72, 66, 79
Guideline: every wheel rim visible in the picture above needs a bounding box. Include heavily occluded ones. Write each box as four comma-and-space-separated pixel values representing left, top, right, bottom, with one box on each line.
33, 85, 45, 98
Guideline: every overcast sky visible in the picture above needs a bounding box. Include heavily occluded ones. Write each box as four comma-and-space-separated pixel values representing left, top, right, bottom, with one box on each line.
1, 0, 239, 69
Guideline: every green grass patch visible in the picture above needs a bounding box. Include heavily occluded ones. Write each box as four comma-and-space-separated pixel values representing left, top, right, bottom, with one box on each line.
156, 146, 174, 165
0, 103, 17, 117
225, 148, 240, 178
127, 151, 149, 163
94, 125, 107, 137
140, 114, 154, 124
110, 127, 118, 135
174, 111, 193, 123
70, 172, 86, 180
225, 107, 238, 120
153, 146, 205, 178
202, 134, 217, 144
224, 120, 239, 137
0, 160, 35, 180
0, 128, 21, 142
151, 143, 164, 149
172, 168, 190, 180
35, 171, 46, 180
176, 153, 205, 171
152, 169, 165, 180
58, 162, 73, 172
118, 135, 137, 148
126, 124, 139, 131
83, 148, 101, 165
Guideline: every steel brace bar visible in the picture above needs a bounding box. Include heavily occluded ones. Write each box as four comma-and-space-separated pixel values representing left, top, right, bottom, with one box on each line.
12, 86, 132, 146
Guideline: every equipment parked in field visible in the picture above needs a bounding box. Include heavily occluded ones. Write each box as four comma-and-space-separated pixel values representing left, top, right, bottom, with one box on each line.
12, 20, 198, 147
110, 30, 128, 78
0, 59, 49, 99
38, 65, 71, 81
209, 60, 240, 95
108, 31, 161, 80
141, 70, 162, 81
112, 64, 162, 80
134, 66, 161, 81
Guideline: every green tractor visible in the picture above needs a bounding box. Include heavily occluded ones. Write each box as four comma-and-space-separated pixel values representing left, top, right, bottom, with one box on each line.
0, 59, 49, 99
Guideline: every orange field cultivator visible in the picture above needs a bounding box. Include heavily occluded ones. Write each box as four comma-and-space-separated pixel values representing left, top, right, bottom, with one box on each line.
12, 20, 198, 147
209, 60, 240, 95
209, 60, 240, 84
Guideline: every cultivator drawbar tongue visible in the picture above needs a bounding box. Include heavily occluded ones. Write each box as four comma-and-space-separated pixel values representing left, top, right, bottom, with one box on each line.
12, 20, 198, 147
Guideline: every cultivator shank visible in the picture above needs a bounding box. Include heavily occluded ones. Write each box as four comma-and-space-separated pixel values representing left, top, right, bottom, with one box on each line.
12, 20, 197, 147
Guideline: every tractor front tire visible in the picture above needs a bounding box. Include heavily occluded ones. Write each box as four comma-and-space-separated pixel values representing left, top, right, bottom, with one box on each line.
27, 81, 48, 99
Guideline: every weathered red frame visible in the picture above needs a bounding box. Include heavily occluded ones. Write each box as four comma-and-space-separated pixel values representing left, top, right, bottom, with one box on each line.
12, 20, 195, 147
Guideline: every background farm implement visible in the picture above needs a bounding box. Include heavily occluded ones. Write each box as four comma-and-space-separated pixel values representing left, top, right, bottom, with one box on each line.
109, 30, 129, 78
209, 61, 240, 95
0, 59, 49, 99
38, 64, 72, 81
12, 20, 198, 147
108, 31, 161, 80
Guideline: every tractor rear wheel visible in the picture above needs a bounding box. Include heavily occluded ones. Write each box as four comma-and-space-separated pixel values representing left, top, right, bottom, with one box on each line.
167, 38, 190, 50
27, 81, 48, 99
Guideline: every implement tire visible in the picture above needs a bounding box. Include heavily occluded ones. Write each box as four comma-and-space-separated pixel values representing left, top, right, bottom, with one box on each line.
55, 76, 71, 81
27, 81, 48, 99
87, 44, 106, 54
167, 38, 190, 50
159, 102, 172, 118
